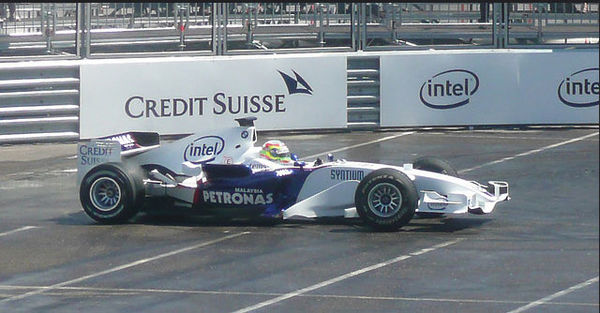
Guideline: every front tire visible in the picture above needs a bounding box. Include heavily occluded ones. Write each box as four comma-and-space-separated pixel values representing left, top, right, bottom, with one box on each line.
355, 168, 418, 231
80, 162, 145, 224
413, 156, 458, 177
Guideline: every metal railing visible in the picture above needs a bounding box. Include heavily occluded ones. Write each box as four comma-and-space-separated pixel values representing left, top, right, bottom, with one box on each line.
0, 2, 598, 58
0, 61, 80, 143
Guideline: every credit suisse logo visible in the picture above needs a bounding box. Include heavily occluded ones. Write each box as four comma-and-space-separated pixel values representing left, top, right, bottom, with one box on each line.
124, 69, 312, 119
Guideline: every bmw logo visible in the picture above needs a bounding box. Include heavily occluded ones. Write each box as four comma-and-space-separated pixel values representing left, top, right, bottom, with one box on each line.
241, 131, 249, 139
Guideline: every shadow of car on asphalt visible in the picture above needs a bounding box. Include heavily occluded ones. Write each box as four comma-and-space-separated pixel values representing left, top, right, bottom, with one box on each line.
51, 210, 492, 234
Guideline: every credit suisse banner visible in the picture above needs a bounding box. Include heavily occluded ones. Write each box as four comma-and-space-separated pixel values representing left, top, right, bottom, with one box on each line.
80, 54, 347, 138
380, 50, 599, 127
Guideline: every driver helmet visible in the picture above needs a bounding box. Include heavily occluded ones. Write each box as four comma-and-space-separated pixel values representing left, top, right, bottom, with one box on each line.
260, 140, 292, 164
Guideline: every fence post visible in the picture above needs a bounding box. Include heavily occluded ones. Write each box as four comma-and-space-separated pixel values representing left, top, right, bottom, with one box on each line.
244, 3, 257, 48
317, 3, 326, 47
76, 3, 91, 58
175, 3, 190, 50
351, 3, 366, 51
212, 2, 219, 55
503, 3, 509, 47
41, 3, 56, 54
360, 3, 367, 50
223, 3, 229, 54
492, 2, 506, 48
350, 3, 357, 51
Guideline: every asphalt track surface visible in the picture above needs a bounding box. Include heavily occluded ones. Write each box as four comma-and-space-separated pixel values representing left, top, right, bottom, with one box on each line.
0, 127, 598, 313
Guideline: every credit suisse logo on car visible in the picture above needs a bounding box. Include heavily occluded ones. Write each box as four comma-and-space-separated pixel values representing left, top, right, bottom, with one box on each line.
123, 69, 313, 119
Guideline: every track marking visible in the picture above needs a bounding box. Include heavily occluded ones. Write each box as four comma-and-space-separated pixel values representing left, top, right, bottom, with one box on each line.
418, 133, 599, 141
230, 238, 462, 313
459, 132, 599, 174
0, 284, 597, 307
0, 231, 250, 303
302, 131, 415, 160
0, 285, 596, 307
506, 276, 599, 313
0, 226, 38, 237
58, 168, 77, 173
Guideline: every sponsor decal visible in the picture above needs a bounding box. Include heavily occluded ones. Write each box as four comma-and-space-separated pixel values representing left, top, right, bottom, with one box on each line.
248, 162, 269, 172
79, 144, 115, 166
202, 188, 274, 205
330, 169, 365, 181
419, 69, 479, 109
124, 70, 313, 119
277, 69, 313, 95
223, 156, 233, 164
276, 169, 293, 177
241, 130, 249, 139
557, 68, 599, 108
183, 136, 225, 164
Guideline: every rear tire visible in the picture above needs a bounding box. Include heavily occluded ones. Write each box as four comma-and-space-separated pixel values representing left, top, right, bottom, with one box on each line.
80, 162, 145, 224
413, 157, 457, 218
355, 168, 418, 231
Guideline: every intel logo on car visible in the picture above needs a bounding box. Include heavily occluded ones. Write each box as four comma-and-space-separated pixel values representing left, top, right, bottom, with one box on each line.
419, 69, 479, 109
184, 136, 225, 164
557, 68, 599, 108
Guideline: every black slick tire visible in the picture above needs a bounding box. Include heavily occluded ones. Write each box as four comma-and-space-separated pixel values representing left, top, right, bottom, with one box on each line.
79, 162, 145, 224
355, 168, 418, 231
413, 156, 458, 177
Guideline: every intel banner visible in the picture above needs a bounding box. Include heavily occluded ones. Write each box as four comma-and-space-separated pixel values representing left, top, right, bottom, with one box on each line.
80, 54, 347, 138
380, 50, 599, 127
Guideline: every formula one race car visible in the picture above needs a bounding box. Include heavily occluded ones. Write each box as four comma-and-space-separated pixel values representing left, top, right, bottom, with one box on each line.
77, 117, 509, 230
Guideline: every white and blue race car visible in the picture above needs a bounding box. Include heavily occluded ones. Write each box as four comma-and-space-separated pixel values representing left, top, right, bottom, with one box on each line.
77, 117, 509, 230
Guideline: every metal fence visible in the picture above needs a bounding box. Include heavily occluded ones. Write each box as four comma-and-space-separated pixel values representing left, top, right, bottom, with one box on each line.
0, 2, 598, 59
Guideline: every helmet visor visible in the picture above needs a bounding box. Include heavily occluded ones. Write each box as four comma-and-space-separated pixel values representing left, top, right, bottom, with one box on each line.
270, 147, 290, 159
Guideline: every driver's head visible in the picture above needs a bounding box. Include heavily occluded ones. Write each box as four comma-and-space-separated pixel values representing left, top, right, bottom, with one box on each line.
260, 140, 292, 164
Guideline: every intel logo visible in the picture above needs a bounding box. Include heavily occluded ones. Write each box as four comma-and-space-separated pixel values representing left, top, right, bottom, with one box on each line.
419, 69, 479, 109
557, 68, 599, 108
184, 136, 225, 164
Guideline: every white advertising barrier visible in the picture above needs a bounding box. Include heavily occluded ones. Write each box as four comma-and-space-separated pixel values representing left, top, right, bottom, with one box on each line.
380, 50, 599, 127
80, 54, 347, 139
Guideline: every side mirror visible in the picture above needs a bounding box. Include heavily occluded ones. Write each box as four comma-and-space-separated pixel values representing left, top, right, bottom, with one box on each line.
290, 153, 299, 161
327, 153, 334, 162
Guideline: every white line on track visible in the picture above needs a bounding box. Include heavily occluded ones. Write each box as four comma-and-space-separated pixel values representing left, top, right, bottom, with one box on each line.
0, 231, 250, 303
302, 131, 415, 160
0, 285, 597, 307
230, 238, 462, 313
458, 132, 599, 174
418, 133, 599, 141
0, 226, 38, 237
506, 276, 599, 313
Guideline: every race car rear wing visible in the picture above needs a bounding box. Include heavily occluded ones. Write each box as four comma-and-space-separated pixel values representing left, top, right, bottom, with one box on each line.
77, 132, 160, 185
99, 131, 160, 157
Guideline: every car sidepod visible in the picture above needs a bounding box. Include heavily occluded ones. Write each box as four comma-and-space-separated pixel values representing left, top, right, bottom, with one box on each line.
193, 164, 313, 218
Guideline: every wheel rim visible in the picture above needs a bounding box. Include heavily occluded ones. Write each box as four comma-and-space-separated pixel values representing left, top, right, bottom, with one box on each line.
367, 183, 403, 218
89, 177, 122, 212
